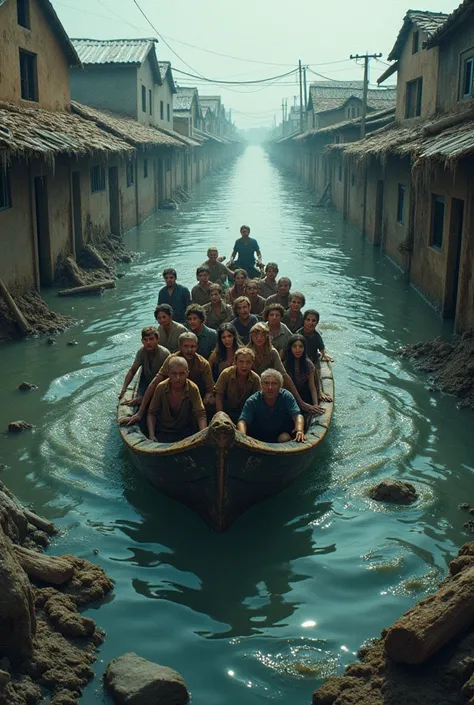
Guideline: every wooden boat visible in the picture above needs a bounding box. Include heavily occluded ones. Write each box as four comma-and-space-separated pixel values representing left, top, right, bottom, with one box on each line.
118, 362, 334, 531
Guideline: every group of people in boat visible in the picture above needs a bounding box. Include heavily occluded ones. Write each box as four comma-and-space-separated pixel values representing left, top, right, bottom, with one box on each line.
119, 225, 333, 445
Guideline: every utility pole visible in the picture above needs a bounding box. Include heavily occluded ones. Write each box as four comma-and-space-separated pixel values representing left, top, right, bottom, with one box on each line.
298, 59, 304, 133
282, 99, 285, 135
303, 65, 308, 111
349, 52, 382, 138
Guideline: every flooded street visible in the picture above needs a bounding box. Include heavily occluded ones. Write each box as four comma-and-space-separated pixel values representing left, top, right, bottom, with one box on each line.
0, 145, 473, 704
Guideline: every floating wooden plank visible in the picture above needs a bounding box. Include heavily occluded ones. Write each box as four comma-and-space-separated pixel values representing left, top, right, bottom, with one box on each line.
58, 280, 115, 296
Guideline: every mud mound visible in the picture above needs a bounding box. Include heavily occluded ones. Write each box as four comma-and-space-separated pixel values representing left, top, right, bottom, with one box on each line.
398, 332, 474, 409
312, 542, 474, 705
55, 236, 133, 289
0, 289, 72, 342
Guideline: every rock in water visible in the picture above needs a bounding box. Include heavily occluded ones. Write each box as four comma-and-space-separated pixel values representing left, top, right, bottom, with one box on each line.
105, 653, 189, 705
0, 529, 36, 665
368, 478, 418, 505
18, 382, 37, 391
8, 421, 33, 433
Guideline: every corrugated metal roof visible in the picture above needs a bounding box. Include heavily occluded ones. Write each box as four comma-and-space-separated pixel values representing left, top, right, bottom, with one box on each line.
388, 10, 448, 61
71, 38, 156, 66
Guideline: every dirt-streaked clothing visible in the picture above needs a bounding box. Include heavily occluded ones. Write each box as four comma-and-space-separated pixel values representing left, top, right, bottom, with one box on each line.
149, 378, 206, 434
249, 295, 266, 317
159, 352, 214, 396
191, 284, 211, 306
201, 260, 233, 285
296, 328, 325, 365
282, 310, 304, 334
134, 345, 170, 387
284, 357, 315, 403
258, 279, 277, 299
157, 321, 188, 353
203, 301, 234, 329
231, 315, 259, 345
265, 292, 290, 309
252, 347, 285, 376
266, 322, 292, 354
215, 366, 261, 412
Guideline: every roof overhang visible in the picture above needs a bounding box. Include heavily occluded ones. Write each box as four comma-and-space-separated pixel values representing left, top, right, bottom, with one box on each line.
378, 62, 399, 85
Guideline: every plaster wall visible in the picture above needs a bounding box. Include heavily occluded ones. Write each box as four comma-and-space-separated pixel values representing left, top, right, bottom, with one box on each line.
0, 0, 70, 109
70, 65, 137, 118
396, 29, 439, 121
437, 23, 474, 113
0, 160, 35, 290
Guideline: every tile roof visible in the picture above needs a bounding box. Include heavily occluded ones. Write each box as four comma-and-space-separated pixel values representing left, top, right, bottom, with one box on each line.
425, 0, 474, 48
158, 61, 177, 93
388, 10, 449, 61
0, 100, 133, 164
174, 87, 198, 112
308, 83, 396, 114
71, 38, 161, 83
296, 107, 396, 140
71, 102, 185, 149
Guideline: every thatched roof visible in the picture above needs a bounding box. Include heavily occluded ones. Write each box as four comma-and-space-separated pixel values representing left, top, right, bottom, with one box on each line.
388, 10, 448, 61
157, 125, 201, 148
71, 102, 185, 149
326, 109, 474, 168
0, 101, 133, 165
71, 38, 161, 84
424, 0, 474, 48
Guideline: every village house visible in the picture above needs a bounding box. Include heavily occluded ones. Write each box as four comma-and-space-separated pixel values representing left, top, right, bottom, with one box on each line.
0, 0, 134, 295
270, 3, 473, 332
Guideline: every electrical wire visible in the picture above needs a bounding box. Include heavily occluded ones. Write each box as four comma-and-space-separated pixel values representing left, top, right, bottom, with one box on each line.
172, 67, 299, 85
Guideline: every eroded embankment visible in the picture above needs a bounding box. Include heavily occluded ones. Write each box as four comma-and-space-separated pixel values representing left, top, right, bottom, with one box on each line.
0, 235, 133, 342
398, 331, 474, 409
0, 479, 113, 705
312, 542, 474, 705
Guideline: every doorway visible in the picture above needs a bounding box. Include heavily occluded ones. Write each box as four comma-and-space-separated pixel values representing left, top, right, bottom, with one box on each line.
155, 158, 163, 208
71, 171, 82, 256
444, 197, 464, 318
34, 176, 52, 287
374, 180, 384, 246
108, 166, 121, 236
183, 153, 189, 190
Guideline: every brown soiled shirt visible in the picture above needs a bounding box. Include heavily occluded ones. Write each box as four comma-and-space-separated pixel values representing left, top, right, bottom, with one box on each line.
215, 366, 262, 410
203, 301, 234, 329
282, 309, 304, 333
133, 345, 170, 386
157, 321, 188, 353
252, 347, 286, 376
249, 295, 267, 317
258, 279, 277, 299
191, 284, 211, 306
159, 352, 215, 396
148, 378, 206, 432
265, 292, 290, 309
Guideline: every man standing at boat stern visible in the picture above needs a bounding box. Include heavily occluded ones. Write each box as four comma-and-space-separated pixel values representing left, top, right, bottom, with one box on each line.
237, 369, 306, 443
147, 357, 207, 442
228, 225, 262, 279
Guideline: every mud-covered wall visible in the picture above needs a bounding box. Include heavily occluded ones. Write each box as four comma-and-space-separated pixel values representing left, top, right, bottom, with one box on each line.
0, 0, 71, 110
137, 154, 155, 221
396, 29, 439, 121
0, 160, 35, 290
380, 156, 412, 270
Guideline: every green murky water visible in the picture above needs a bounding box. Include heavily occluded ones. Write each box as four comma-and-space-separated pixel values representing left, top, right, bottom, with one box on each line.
0, 146, 472, 704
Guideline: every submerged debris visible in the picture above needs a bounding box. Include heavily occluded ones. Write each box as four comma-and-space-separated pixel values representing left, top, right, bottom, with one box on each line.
368, 478, 418, 505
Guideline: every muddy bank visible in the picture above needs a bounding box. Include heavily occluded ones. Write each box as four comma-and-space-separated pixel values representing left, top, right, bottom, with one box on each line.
0, 480, 113, 705
312, 542, 474, 705
398, 332, 474, 409
0, 235, 134, 343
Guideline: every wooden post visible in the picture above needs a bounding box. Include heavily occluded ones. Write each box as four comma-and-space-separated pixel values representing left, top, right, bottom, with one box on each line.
0, 277, 31, 335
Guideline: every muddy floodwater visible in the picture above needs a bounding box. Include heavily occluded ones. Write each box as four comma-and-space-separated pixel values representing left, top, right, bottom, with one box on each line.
0, 145, 473, 704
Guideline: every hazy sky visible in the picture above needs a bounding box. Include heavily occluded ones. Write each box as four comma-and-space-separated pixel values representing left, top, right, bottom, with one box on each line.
52, 0, 460, 128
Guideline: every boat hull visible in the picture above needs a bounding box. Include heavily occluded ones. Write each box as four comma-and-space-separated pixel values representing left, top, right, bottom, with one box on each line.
119, 363, 334, 531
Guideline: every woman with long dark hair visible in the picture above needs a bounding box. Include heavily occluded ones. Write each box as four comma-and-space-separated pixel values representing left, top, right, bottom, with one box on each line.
226, 268, 248, 304
208, 323, 243, 381
284, 334, 319, 407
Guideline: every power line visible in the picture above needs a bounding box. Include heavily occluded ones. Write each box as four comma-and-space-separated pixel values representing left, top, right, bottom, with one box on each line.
131, 0, 206, 77
173, 67, 299, 85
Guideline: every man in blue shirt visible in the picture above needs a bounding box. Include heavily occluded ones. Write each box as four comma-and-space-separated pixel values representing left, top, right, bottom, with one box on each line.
228, 225, 262, 278
237, 369, 306, 443
185, 303, 218, 359
231, 296, 259, 344
157, 268, 191, 323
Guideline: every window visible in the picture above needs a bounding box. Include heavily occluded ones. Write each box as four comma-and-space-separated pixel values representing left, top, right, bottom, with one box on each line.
461, 57, 474, 100
405, 77, 423, 118
397, 184, 405, 224
17, 0, 30, 28
334, 135, 341, 144
19, 50, 37, 101
141, 85, 146, 113
167, 103, 170, 121
412, 30, 419, 54
160, 100, 164, 120
126, 162, 134, 187
0, 168, 12, 210
149, 89, 152, 115
90, 165, 106, 193
143, 159, 148, 178
430, 195, 445, 249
